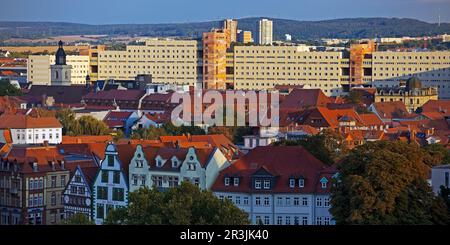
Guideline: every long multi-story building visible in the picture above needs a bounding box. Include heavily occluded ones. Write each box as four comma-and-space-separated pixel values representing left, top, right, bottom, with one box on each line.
97, 38, 202, 87
27, 54, 90, 85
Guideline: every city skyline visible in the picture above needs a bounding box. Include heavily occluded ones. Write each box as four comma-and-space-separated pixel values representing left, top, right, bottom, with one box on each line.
1, 0, 450, 24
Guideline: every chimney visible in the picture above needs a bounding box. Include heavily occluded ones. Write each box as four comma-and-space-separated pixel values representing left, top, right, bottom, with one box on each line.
32, 162, 38, 172
51, 161, 55, 171
61, 160, 65, 170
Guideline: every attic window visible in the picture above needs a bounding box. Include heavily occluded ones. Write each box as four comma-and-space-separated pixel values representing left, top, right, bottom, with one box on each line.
233, 178, 239, 186
156, 159, 162, 167
224, 177, 230, 186
320, 177, 328, 189
289, 178, 295, 188
299, 178, 305, 188
263, 180, 270, 189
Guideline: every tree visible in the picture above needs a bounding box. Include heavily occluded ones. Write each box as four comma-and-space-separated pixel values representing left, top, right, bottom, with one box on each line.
105, 182, 250, 225
162, 122, 206, 136
422, 143, 450, 167
56, 108, 77, 135
344, 90, 362, 105
273, 129, 347, 165
131, 126, 168, 140
77, 116, 110, 136
62, 213, 95, 225
0, 79, 22, 96
330, 141, 450, 224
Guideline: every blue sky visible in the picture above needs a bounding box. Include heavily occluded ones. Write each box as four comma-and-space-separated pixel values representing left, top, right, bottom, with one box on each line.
2, 0, 450, 24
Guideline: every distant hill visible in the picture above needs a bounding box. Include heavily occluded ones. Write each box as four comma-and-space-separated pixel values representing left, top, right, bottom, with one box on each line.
0, 17, 449, 42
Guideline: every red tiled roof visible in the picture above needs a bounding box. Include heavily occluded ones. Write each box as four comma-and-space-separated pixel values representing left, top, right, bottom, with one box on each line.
212, 146, 335, 194
359, 113, 383, 126
0, 115, 62, 129
372, 101, 416, 120
103, 111, 133, 128
420, 100, 450, 120
280, 89, 331, 110
62, 135, 113, 144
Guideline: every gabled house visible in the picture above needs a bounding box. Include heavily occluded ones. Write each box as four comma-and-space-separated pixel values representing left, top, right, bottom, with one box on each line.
420, 100, 450, 120
103, 111, 139, 136
92, 143, 129, 225
211, 146, 337, 225
63, 162, 99, 221
0, 115, 62, 145
131, 112, 169, 130
128, 144, 230, 193
369, 101, 422, 123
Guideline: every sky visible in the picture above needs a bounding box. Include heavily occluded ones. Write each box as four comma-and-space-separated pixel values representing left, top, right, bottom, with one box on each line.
1, 0, 450, 24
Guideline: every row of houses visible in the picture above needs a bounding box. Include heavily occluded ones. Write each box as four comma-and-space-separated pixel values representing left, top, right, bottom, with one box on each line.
0, 133, 336, 225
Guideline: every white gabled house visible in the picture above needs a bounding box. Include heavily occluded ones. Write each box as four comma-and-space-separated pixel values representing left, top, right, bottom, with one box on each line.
92, 143, 129, 225
128, 144, 230, 193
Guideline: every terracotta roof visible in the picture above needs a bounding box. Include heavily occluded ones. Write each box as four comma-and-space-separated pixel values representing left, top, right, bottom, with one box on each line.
420, 100, 450, 120
211, 146, 336, 194
62, 135, 113, 144
145, 112, 170, 124
359, 113, 383, 127
280, 89, 331, 110
0, 115, 62, 129
372, 101, 416, 120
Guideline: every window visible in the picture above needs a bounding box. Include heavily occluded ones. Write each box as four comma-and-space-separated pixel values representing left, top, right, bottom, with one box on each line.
302, 197, 308, 206
324, 197, 330, 207
97, 187, 108, 200
97, 204, 104, 219
316, 217, 323, 225
277, 216, 282, 225
294, 216, 300, 225
285, 197, 291, 206
168, 176, 178, 187
263, 180, 270, 189
263, 197, 270, 206
101, 171, 108, 183
51, 176, 57, 188
255, 197, 261, 206
112, 188, 124, 201
285, 216, 291, 225
152, 176, 163, 187
302, 216, 308, 225
132, 175, 138, 186
324, 217, 330, 225
78, 187, 85, 195
277, 197, 283, 206
255, 180, 261, 189
316, 197, 323, 207
299, 178, 305, 188
56, 133, 59, 139
38, 178, 43, 189
255, 216, 262, 225
289, 178, 295, 188
224, 177, 230, 186
264, 216, 270, 225
233, 178, 239, 186
321, 182, 327, 189
51, 192, 56, 206
294, 197, 300, 206
193, 178, 200, 186
60, 175, 66, 187
243, 197, 249, 205
235, 196, 241, 205
107, 155, 114, 167
113, 172, 120, 184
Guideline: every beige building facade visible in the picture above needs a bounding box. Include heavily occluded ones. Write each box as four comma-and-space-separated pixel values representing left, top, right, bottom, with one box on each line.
27, 55, 90, 85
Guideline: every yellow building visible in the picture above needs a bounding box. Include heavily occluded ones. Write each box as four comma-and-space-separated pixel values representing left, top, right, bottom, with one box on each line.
28, 55, 90, 85
223, 19, 238, 44
80, 45, 106, 82
97, 38, 201, 87
45, 168, 70, 225
374, 77, 438, 112
238, 31, 253, 44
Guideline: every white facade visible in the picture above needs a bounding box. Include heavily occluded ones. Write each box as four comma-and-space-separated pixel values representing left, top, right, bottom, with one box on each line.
128, 145, 229, 193
10, 127, 62, 145
27, 55, 90, 85
63, 166, 93, 219
214, 192, 334, 225
258, 19, 273, 45
92, 143, 129, 225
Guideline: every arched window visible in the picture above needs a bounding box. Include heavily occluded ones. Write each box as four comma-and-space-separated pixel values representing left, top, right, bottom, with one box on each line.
55, 71, 59, 79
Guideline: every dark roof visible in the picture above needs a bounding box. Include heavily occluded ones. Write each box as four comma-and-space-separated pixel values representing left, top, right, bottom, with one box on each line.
25, 85, 90, 105
280, 89, 330, 110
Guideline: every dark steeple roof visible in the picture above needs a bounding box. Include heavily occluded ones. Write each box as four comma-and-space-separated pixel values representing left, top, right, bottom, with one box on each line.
55, 40, 67, 65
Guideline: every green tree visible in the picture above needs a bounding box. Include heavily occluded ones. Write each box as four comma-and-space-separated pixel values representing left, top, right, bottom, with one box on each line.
0, 79, 22, 96
105, 182, 249, 225
56, 108, 77, 135
273, 129, 347, 165
422, 143, 450, 167
344, 90, 362, 105
131, 126, 168, 140
62, 213, 95, 225
77, 116, 110, 136
330, 141, 450, 224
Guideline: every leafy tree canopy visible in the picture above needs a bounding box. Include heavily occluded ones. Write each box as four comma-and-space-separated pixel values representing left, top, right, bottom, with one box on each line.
105, 182, 249, 225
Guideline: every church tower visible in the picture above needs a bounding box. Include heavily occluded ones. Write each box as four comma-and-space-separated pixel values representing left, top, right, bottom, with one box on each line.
50, 40, 72, 86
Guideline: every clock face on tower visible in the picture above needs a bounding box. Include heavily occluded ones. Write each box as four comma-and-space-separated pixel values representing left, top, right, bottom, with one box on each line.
64, 195, 69, 204
86, 198, 91, 206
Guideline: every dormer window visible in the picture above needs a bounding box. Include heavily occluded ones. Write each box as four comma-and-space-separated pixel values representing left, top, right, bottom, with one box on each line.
320, 177, 328, 189
156, 160, 162, 167
224, 177, 230, 186
263, 180, 270, 189
299, 178, 305, 188
255, 180, 261, 189
233, 178, 239, 186
172, 158, 179, 168
289, 178, 295, 188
